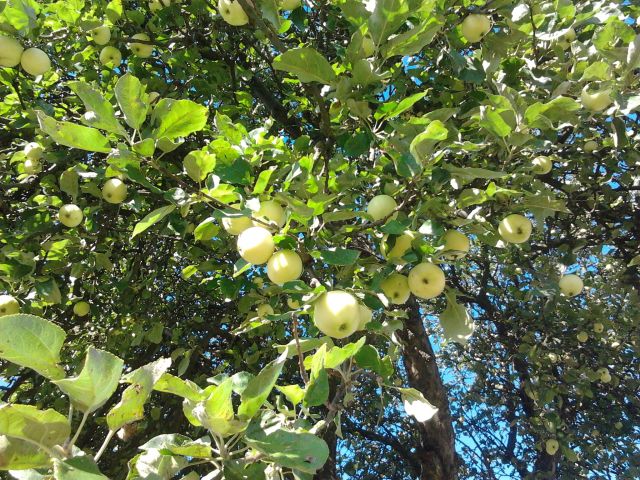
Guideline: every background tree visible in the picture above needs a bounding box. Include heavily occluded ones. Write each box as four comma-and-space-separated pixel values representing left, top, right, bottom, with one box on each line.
0, 0, 639, 479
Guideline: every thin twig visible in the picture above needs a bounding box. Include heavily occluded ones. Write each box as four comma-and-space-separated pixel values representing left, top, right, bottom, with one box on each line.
292, 313, 309, 384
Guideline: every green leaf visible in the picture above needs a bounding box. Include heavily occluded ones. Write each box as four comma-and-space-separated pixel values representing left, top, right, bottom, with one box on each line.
304, 368, 329, 407
393, 152, 422, 177
375, 92, 426, 121
194, 377, 237, 436
107, 358, 172, 431
53, 457, 108, 480
36, 112, 111, 153
53, 347, 124, 413
36, 278, 61, 305
397, 387, 438, 422
153, 373, 204, 402
131, 205, 176, 239
368, 0, 410, 47
319, 248, 360, 266
383, 16, 441, 58
324, 337, 366, 369
0, 404, 70, 448
105, 0, 123, 22
0, 435, 50, 470
183, 150, 216, 182
245, 412, 329, 473
273, 48, 336, 84
524, 96, 580, 129
151, 99, 209, 140
253, 167, 277, 194
522, 194, 571, 213
478, 108, 512, 138
354, 345, 393, 378
59, 170, 79, 200
276, 385, 305, 405
439, 291, 474, 345
0, 314, 66, 380
114, 74, 148, 131
139, 434, 212, 459
238, 351, 287, 419
68, 82, 127, 136
444, 165, 507, 184
194, 217, 219, 242
409, 120, 448, 163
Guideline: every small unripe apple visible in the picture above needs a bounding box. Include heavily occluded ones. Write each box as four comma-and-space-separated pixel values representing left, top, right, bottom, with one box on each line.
361, 34, 375, 57
576, 331, 588, 343
222, 204, 253, 235
280, 0, 301, 10
0, 36, 24, 67
89, 26, 111, 45
23, 158, 41, 175
253, 200, 286, 229
563, 27, 576, 42
593, 322, 604, 333
102, 178, 128, 204
559, 274, 583, 297
408, 263, 446, 299
24, 142, 43, 161
545, 439, 559, 456
597, 367, 611, 383
219, 0, 249, 26
130, 33, 154, 58
581, 86, 612, 112
20, 48, 51, 76
498, 214, 532, 244
382, 232, 415, 262
442, 230, 470, 260
381, 273, 410, 305
267, 250, 303, 285
461, 14, 491, 43
313, 290, 360, 339
0, 295, 20, 316
73, 301, 91, 317
366, 194, 397, 222
256, 304, 274, 317
614, 421, 622, 430
99, 46, 122, 66
58, 204, 84, 228
584, 140, 598, 152
532, 156, 553, 175
358, 303, 372, 330
237, 226, 275, 264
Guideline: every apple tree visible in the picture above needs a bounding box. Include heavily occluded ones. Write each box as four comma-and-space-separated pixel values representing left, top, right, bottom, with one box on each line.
0, 0, 639, 479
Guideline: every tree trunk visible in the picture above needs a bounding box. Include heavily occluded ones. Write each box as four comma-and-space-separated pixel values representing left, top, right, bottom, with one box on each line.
397, 299, 459, 480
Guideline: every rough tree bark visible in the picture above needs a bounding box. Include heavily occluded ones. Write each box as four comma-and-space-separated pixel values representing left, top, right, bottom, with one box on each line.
396, 298, 459, 480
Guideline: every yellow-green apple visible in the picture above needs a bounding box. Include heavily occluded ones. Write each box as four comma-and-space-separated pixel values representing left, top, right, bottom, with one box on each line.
442, 230, 470, 260
382, 231, 415, 263
313, 290, 360, 339
577, 331, 588, 342
102, 178, 128, 204
99, 46, 122, 66
130, 33, 153, 57
20, 48, 51, 76
89, 26, 111, 45
222, 204, 253, 235
545, 439, 559, 456
23, 159, 41, 175
498, 214, 532, 244
593, 322, 604, 333
253, 200, 286, 229
0, 295, 19, 316
257, 304, 274, 317
461, 14, 491, 43
381, 273, 410, 304
267, 250, 303, 284
584, 140, 598, 152
24, 142, 43, 161
366, 194, 397, 221
73, 301, 91, 317
597, 367, 611, 383
237, 226, 275, 264
358, 303, 372, 330
532, 155, 553, 175
219, 0, 248, 26
408, 263, 446, 299
559, 274, 583, 297
0, 36, 24, 67
58, 204, 84, 228
581, 85, 612, 112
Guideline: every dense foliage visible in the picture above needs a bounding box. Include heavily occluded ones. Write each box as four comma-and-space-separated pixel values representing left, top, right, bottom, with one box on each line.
0, 0, 639, 479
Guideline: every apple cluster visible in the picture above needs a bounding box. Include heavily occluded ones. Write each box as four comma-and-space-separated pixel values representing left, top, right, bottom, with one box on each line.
218, 0, 302, 26
0, 36, 51, 77
88, 23, 155, 67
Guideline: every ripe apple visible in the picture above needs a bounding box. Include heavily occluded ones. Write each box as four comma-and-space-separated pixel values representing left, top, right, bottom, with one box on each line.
219, 0, 249, 26
366, 194, 397, 222
545, 439, 559, 456
381, 273, 410, 305
358, 303, 372, 330
89, 26, 111, 45
23, 159, 41, 175
130, 33, 154, 58
24, 142, 43, 161
73, 301, 91, 317
559, 274, 583, 297
382, 231, 414, 262
531, 156, 553, 175
442, 230, 470, 260
99, 46, 122, 66
576, 331, 588, 343
102, 178, 128, 204
58, 204, 84, 228
408, 263, 445, 299
222, 204, 253, 235
0, 295, 20, 316
256, 304, 274, 317
253, 200, 286, 229
498, 214, 532, 244
237, 226, 275, 264
593, 322, 604, 333
313, 291, 360, 339
597, 367, 611, 383
20, 48, 51, 76
584, 140, 598, 152
0, 36, 24, 67
280, 0, 301, 10
581, 86, 612, 112
461, 14, 491, 43
267, 250, 303, 285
